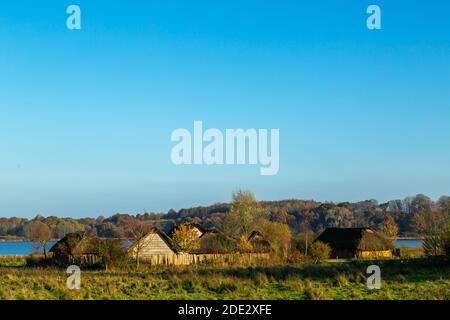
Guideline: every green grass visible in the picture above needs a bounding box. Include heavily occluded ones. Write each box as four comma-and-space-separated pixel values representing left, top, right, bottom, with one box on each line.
0, 258, 448, 300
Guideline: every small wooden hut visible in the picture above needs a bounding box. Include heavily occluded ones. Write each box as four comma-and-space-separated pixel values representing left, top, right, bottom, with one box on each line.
127, 227, 177, 261
50, 232, 100, 265
315, 227, 394, 259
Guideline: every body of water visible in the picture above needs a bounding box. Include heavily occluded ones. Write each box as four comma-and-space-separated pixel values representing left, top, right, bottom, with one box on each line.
0, 241, 57, 256
0, 239, 422, 255
394, 239, 423, 248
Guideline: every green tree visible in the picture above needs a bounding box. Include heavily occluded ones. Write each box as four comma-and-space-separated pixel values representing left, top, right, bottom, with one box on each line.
309, 241, 331, 264
98, 239, 127, 271
223, 190, 267, 238
259, 220, 292, 257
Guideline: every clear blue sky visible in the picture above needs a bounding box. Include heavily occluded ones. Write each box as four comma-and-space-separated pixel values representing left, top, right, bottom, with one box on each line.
1, 1, 449, 218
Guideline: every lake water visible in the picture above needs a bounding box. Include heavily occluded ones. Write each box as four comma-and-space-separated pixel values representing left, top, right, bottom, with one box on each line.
394, 239, 423, 248
0, 239, 423, 255
0, 241, 57, 256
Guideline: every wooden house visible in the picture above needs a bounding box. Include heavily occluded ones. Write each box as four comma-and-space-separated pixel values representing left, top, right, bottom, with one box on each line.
315, 227, 394, 259
50, 231, 100, 265
127, 227, 177, 261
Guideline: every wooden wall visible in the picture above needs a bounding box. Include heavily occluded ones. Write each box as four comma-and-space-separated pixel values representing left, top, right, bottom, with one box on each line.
129, 233, 175, 260
142, 252, 270, 266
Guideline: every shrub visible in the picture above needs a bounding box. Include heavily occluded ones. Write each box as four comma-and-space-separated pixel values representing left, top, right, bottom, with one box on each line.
423, 234, 445, 257
396, 247, 424, 259
238, 235, 253, 252
97, 239, 128, 270
287, 249, 306, 264
442, 224, 450, 258
199, 233, 237, 253
308, 241, 331, 264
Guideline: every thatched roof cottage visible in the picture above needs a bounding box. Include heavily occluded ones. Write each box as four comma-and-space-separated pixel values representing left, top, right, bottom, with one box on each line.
315, 227, 394, 259
50, 231, 100, 265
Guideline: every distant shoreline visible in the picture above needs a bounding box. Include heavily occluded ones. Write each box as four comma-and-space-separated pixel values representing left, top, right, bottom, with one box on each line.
0, 237, 425, 243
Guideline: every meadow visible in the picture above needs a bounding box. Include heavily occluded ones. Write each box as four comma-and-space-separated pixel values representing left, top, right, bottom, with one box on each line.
0, 257, 448, 300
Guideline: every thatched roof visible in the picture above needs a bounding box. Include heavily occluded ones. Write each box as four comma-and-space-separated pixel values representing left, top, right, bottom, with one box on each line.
315, 227, 394, 251
50, 232, 99, 257
197, 231, 238, 254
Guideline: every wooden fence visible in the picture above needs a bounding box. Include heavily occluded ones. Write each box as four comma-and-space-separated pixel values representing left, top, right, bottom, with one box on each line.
142, 252, 270, 266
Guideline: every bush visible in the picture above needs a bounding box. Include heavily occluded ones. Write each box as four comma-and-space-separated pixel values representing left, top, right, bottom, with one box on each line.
395, 247, 424, 259
442, 224, 450, 258
25, 253, 58, 267
287, 249, 307, 264
199, 233, 237, 253
238, 235, 253, 252
97, 239, 128, 270
423, 223, 450, 257
308, 241, 331, 264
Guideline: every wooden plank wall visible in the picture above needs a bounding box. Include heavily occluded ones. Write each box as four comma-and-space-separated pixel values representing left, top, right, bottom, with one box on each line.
142, 252, 270, 266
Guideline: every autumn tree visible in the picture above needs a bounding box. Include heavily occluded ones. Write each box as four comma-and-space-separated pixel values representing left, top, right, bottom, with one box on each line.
24, 221, 53, 259
223, 190, 267, 238
259, 220, 292, 258
414, 210, 449, 256
237, 235, 253, 252
381, 216, 399, 239
55, 220, 84, 239
437, 196, 449, 215
171, 224, 200, 253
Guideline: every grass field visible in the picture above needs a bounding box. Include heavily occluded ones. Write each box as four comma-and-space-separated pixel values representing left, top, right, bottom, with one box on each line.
0, 257, 448, 300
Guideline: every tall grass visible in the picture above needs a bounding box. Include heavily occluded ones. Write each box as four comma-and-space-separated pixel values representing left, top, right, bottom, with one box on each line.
0, 257, 448, 300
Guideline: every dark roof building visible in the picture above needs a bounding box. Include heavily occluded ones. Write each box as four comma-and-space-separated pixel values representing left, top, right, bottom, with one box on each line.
315, 227, 394, 259
50, 231, 100, 264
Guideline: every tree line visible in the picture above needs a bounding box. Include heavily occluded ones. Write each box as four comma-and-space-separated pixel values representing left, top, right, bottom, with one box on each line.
1, 193, 448, 242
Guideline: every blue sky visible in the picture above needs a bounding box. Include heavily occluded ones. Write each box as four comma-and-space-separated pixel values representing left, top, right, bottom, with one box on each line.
0, 1, 449, 218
